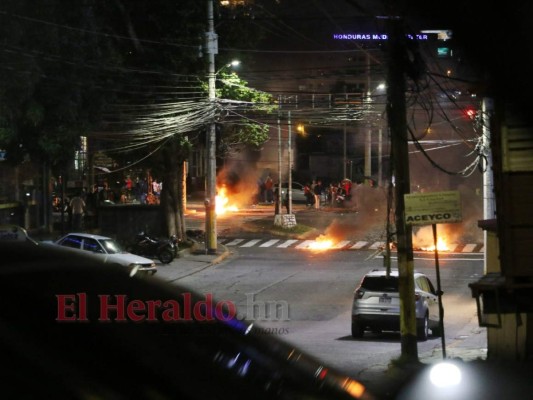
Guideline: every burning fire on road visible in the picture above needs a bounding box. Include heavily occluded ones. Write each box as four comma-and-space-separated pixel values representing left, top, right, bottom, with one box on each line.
419, 237, 450, 252
304, 220, 350, 251
215, 186, 239, 215
412, 225, 454, 252
307, 234, 334, 250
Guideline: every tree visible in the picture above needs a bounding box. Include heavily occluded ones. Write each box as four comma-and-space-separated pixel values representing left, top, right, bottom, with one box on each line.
0, 0, 274, 238
210, 71, 273, 155
0, 0, 116, 173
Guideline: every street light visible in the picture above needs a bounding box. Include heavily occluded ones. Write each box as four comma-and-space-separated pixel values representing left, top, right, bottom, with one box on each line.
226, 59, 240, 69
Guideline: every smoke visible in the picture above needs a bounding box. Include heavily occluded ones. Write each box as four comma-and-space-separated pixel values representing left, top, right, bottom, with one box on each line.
216, 156, 263, 207
315, 185, 390, 242
318, 182, 483, 246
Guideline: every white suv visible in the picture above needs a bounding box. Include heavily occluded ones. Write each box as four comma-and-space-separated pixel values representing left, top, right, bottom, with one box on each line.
351, 269, 441, 341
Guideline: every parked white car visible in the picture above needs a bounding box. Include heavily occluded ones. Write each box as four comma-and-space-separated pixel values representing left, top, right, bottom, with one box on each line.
351, 269, 441, 341
47, 233, 157, 275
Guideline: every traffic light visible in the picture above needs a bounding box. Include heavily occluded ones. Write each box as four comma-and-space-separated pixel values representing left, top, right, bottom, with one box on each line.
463, 106, 477, 120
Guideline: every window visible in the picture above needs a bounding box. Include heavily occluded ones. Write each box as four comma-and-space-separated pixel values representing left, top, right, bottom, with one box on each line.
100, 239, 122, 254
361, 276, 398, 292
59, 236, 82, 249
83, 238, 102, 253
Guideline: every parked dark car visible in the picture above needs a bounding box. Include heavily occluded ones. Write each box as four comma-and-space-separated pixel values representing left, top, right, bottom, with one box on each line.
0, 241, 376, 400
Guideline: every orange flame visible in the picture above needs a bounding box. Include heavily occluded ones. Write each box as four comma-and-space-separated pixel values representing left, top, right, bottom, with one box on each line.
421, 237, 450, 252
215, 187, 239, 215
308, 234, 334, 250
413, 226, 454, 252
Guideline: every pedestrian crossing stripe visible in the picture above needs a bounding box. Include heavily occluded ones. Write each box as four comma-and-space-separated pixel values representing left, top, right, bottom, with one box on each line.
333, 240, 351, 249
296, 240, 315, 249
240, 239, 261, 248
447, 244, 459, 252
220, 238, 484, 253
225, 238, 245, 246
277, 239, 298, 248
461, 244, 477, 253
260, 239, 280, 247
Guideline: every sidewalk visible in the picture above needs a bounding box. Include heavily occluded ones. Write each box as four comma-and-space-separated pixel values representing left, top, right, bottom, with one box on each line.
155, 241, 231, 283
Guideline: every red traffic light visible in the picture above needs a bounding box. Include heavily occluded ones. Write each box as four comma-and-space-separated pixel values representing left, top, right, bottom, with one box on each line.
464, 107, 476, 119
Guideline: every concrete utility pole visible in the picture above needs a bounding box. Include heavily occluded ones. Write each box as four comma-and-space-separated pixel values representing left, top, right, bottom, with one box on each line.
343, 122, 347, 178
205, 0, 217, 253
277, 108, 282, 214
482, 97, 495, 273
386, 17, 418, 361
287, 111, 293, 215
365, 52, 372, 183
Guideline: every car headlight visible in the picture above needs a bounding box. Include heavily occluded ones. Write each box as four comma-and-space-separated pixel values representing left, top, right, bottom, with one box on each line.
129, 264, 141, 277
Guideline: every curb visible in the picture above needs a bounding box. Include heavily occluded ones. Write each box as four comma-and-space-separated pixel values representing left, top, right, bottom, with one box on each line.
211, 243, 231, 264
188, 241, 231, 265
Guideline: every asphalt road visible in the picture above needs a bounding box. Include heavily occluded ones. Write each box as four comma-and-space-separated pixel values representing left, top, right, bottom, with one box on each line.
159, 244, 486, 395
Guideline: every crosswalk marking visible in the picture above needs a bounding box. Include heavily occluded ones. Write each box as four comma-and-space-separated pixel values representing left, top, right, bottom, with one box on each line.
334, 240, 351, 249
260, 239, 280, 247
462, 244, 477, 253
447, 244, 459, 252
241, 239, 261, 248
219, 238, 484, 253
296, 240, 315, 249
277, 239, 298, 248
225, 238, 245, 246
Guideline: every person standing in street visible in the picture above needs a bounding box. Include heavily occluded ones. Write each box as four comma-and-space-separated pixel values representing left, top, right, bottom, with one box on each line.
313, 180, 322, 210
70, 193, 86, 231
264, 174, 274, 203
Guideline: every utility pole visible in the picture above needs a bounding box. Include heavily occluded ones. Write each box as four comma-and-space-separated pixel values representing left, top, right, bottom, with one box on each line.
288, 111, 293, 215
378, 127, 383, 187
343, 122, 347, 178
482, 97, 495, 273
365, 52, 372, 184
386, 16, 418, 361
205, 0, 217, 254
277, 107, 282, 215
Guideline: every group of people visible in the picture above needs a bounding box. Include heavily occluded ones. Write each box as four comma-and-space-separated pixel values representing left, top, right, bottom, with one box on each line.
303, 179, 353, 209
55, 174, 165, 231
119, 176, 162, 205
254, 173, 354, 210
256, 174, 275, 203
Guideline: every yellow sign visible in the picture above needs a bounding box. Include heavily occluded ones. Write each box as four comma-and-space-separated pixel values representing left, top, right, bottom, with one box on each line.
404, 191, 462, 225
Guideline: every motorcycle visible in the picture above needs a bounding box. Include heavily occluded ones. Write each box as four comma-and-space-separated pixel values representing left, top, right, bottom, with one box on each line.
129, 232, 179, 264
